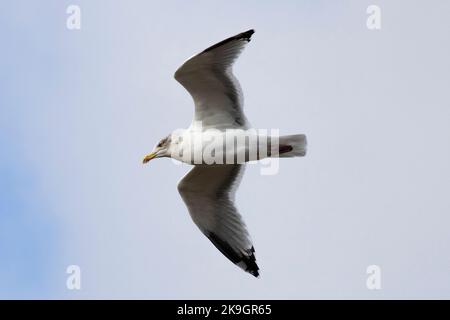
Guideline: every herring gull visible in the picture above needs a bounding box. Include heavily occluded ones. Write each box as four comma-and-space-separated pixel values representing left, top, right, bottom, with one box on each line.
143, 29, 307, 277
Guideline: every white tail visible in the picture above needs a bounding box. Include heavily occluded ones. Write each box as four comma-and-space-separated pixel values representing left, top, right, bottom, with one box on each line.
277, 134, 307, 157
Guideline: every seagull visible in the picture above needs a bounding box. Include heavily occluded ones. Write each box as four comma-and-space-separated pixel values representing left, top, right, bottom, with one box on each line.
143, 30, 307, 277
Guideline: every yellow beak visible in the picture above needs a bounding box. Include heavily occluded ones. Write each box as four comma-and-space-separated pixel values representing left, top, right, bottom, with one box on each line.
142, 152, 157, 164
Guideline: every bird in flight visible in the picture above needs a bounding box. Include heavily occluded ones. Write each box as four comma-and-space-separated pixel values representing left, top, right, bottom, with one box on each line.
143, 29, 307, 277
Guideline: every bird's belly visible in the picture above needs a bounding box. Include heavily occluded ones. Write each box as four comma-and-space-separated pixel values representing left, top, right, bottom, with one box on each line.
172, 131, 278, 165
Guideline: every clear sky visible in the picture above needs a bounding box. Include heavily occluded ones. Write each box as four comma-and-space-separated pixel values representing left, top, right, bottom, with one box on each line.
1, 0, 449, 299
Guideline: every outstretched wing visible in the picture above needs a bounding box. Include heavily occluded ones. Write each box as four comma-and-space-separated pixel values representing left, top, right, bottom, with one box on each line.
177, 164, 259, 277
174, 30, 254, 130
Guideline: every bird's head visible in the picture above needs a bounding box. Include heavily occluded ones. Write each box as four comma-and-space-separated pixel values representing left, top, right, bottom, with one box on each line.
142, 135, 172, 164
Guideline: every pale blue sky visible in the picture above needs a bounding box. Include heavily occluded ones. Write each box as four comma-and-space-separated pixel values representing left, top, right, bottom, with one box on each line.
1, 0, 450, 299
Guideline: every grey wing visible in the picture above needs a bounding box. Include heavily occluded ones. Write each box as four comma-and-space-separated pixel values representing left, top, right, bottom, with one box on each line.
174, 30, 254, 130
177, 164, 259, 277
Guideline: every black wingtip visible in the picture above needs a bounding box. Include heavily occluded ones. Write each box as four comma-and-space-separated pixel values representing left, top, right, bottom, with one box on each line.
247, 265, 260, 278
250, 270, 260, 278
207, 232, 260, 278
237, 29, 255, 42
244, 246, 260, 278
202, 29, 256, 53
